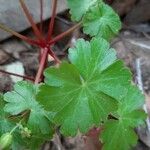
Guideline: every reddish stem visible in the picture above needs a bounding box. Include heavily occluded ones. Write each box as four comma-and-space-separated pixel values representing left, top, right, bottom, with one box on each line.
35, 0, 80, 84
0, 69, 34, 81
39, 0, 44, 33
36, 0, 58, 83
0, 24, 40, 46
39, 0, 44, 62
47, 0, 58, 41
48, 22, 81, 45
35, 47, 60, 84
35, 47, 49, 84
38, 0, 60, 83
19, 0, 45, 42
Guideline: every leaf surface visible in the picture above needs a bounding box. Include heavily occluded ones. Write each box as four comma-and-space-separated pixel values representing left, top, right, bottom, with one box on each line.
37, 38, 132, 136
83, 3, 121, 40
69, 38, 131, 99
0, 94, 13, 136
4, 81, 52, 135
66, 0, 97, 21
0, 94, 27, 150
100, 86, 146, 150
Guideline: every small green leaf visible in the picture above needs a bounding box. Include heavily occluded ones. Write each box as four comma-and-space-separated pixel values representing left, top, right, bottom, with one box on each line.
83, 3, 121, 40
100, 86, 146, 150
4, 81, 52, 135
0, 94, 13, 135
101, 110, 146, 150
37, 38, 132, 136
66, 0, 98, 21
101, 119, 138, 150
0, 94, 26, 150
0, 132, 13, 149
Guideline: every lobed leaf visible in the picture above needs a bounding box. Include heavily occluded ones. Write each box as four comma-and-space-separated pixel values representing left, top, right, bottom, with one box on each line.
37, 38, 132, 136
0, 94, 26, 150
100, 86, 146, 150
66, 0, 98, 21
0, 94, 13, 136
68, 38, 131, 100
4, 81, 52, 135
83, 3, 121, 40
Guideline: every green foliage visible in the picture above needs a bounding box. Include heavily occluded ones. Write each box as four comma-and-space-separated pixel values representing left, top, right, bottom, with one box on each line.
82, 3, 121, 40
66, 0, 98, 21
0, 94, 12, 135
100, 86, 146, 150
0, 0, 146, 149
68, 38, 131, 99
37, 38, 136, 137
0, 132, 13, 149
37, 62, 116, 136
4, 81, 52, 135
2, 81, 53, 150
66, 1, 121, 40
0, 94, 26, 150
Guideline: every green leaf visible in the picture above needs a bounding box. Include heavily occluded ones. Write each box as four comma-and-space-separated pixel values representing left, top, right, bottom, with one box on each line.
37, 38, 132, 136
4, 81, 52, 135
0, 94, 13, 135
0, 94, 26, 150
0, 132, 13, 149
69, 38, 131, 99
101, 119, 137, 150
38, 62, 117, 136
100, 86, 146, 150
118, 85, 145, 113
83, 3, 121, 40
101, 110, 146, 150
66, 0, 98, 21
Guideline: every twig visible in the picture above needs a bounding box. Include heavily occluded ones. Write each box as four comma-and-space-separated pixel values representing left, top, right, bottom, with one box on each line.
0, 24, 40, 46
34, 47, 49, 84
0, 69, 34, 81
135, 58, 150, 132
53, 132, 65, 150
19, 0, 44, 41
142, 32, 150, 40
39, 0, 44, 33
48, 22, 82, 45
47, 0, 58, 41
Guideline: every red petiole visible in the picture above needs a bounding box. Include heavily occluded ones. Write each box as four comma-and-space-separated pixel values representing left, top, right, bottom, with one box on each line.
0, 0, 81, 84
34, 47, 49, 84
47, 0, 58, 41
0, 69, 34, 81
39, 0, 44, 33
35, 0, 58, 83
48, 22, 82, 45
19, 0, 45, 42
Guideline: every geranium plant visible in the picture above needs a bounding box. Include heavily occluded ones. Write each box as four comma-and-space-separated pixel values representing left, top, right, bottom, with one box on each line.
0, 0, 146, 149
